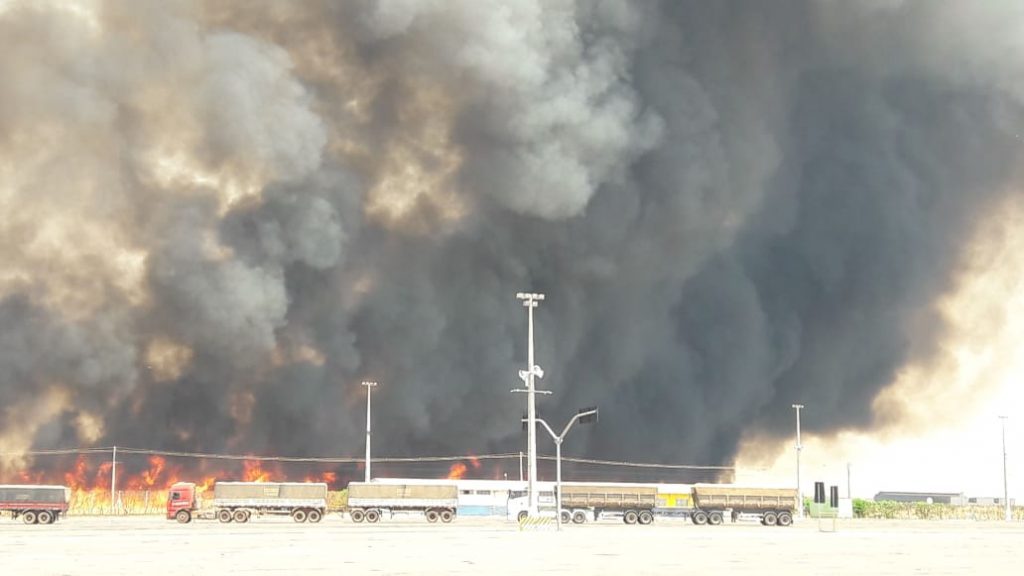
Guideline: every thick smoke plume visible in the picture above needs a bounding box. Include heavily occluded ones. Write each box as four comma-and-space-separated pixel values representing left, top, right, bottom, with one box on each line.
1, 0, 1023, 477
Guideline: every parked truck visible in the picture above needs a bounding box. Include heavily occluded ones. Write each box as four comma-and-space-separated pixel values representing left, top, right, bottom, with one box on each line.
559, 485, 659, 525
0, 485, 71, 525
506, 484, 659, 525
166, 481, 328, 524
691, 485, 798, 526
346, 482, 458, 523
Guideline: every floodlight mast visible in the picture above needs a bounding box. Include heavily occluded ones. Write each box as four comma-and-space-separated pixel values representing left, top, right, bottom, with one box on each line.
514, 292, 545, 516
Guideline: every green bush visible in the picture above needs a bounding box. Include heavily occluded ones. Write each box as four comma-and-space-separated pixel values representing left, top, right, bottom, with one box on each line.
852, 498, 869, 518
849, 500, 1023, 520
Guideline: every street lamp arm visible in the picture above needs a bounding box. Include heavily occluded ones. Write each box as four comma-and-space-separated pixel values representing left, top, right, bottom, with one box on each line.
559, 413, 584, 442
532, 418, 558, 441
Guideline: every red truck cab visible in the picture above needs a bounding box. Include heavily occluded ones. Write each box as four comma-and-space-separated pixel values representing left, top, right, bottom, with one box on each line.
167, 482, 198, 523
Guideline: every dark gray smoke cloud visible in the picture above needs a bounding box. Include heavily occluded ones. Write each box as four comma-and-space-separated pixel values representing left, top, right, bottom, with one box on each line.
1, 0, 1023, 475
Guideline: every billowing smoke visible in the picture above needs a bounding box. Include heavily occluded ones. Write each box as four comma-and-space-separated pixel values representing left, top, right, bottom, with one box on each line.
1, 0, 1023, 475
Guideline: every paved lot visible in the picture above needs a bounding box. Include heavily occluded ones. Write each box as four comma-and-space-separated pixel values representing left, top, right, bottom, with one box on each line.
1, 515, 1022, 575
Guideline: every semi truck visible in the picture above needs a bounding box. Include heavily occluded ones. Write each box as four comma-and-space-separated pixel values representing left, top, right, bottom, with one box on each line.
346, 482, 458, 523
0, 485, 71, 524
167, 481, 328, 524
506, 484, 659, 525
690, 485, 798, 526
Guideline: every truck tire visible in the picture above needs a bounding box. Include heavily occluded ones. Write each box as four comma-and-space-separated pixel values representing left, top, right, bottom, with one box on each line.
23, 511, 37, 525
763, 512, 778, 526
425, 509, 439, 522
638, 510, 654, 525
350, 509, 365, 523
292, 509, 308, 523
572, 511, 587, 524
560, 510, 571, 524
623, 510, 639, 525
233, 510, 249, 523
36, 511, 53, 524
175, 510, 191, 524
517, 510, 529, 523
708, 511, 723, 525
692, 511, 708, 525
365, 509, 381, 523
307, 509, 323, 523
440, 509, 454, 523
777, 511, 793, 526
218, 509, 233, 523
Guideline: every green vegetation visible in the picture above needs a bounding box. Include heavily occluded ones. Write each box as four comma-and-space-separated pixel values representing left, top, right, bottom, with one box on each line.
852, 499, 1023, 521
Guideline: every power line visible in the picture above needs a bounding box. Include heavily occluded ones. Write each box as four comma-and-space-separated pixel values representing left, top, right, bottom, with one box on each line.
543, 455, 734, 471
2, 446, 733, 471
0, 447, 113, 457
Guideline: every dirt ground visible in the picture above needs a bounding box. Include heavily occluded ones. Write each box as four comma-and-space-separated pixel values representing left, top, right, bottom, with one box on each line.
1, 515, 1021, 575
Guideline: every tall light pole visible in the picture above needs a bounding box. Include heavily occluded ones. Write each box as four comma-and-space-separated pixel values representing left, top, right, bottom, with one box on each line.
362, 381, 378, 482
110, 445, 117, 515
792, 404, 804, 519
527, 407, 598, 531
1000, 415, 1010, 522
513, 292, 547, 516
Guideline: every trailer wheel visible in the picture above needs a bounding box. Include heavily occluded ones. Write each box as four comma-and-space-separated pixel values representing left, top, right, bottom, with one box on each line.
307, 509, 323, 523
572, 511, 587, 524
350, 509, 365, 523
763, 512, 778, 526
623, 510, 639, 525
777, 511, 793, 527
292, 509, 308, 523
638, 510, 654, 525
218, 509, 233, 523
692, 511, 708, 525
440, 509, 454, 523
175, 510, 191, 524
23, 511, 38, 525
233, 510, 249, 523
708, 511, 723, 525
365, 509, 381, 523
36, 511, 53, 524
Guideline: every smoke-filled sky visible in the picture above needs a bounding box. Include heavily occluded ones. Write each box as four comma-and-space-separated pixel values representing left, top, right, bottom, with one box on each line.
2, 0, 1024, 482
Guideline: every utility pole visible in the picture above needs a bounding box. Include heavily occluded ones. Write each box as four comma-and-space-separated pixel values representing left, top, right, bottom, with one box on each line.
513, 292, 548, 517
847, 462, 852, 499
110, 446, 117, 515
792, 404, 804, 519
1000, 416, 1010, 522
363, 381, 378, 482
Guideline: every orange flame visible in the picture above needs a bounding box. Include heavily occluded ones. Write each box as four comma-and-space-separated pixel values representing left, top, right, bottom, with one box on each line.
141, 456, 166, 487
242, 459, 271, 482
64, 456, 89, 489
446, 462, 468, 479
